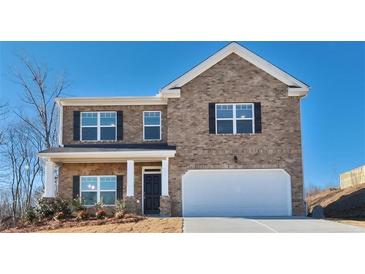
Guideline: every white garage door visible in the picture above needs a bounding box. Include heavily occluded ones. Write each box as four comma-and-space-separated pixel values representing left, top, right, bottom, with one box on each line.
182, 169, 292, 217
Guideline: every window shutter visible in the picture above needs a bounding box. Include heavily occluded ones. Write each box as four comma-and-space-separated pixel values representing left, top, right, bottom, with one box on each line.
73, 111, 80, 141
72, 176, 80, 199
117, 111, 123, 140
254, 102, 262, 133
208, 103, 216, 134
117, 175, 123, 200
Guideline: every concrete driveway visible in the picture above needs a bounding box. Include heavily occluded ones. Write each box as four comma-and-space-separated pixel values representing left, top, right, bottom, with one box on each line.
183, 217, 365, 233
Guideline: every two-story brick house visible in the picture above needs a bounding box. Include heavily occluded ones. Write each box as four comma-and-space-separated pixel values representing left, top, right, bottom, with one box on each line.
39, 42, 309, 217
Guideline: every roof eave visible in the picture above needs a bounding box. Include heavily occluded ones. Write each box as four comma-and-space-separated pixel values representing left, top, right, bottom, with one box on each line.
56, 96, 167, 106
288, 86, 310, 97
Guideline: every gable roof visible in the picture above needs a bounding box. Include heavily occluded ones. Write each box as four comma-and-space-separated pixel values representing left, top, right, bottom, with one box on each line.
159, 42, 309, 97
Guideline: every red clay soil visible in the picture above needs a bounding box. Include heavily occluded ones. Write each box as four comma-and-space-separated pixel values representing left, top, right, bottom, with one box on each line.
2, 215, 182, 233
44, 217, 182, 233
307, 184, 365, 218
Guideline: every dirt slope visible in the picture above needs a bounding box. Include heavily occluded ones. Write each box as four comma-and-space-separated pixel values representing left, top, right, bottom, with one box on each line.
307, 184, 365, 218
44, 217, 183, 233
3, 217, 182, 233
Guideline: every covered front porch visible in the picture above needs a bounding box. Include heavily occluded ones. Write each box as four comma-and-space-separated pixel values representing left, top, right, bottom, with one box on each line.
38, 146, 176, 216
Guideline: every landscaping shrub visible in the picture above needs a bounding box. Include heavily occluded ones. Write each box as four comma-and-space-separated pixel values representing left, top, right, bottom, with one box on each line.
114, 200, 126, 219
96, 210, 106, 219
76, 210, 88, 221
23, 207, 37, 224
94, 202, 105, 211
115, 211, 124, 219
95, 202, 106, 219
36, 197, 71, 220
70, 198, 85, 214
53, 212, 66, 221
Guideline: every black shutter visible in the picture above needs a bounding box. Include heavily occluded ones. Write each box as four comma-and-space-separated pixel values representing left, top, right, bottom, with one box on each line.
73, 111, 80, 141
208, 103, 216, 134
72, 176, 80, 199
117, 111, 123, 140
254, 102, 262, 133
117, 175, 123, 200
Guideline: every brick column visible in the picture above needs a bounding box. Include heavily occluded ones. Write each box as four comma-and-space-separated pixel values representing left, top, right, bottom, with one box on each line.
160, 159, 171, 216
160, 196, 171, 217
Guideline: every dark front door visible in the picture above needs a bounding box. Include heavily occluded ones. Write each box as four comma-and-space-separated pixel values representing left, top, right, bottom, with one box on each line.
144, 173, 161, 214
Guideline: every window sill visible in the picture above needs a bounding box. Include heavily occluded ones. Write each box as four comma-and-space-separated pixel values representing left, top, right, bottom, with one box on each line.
79, 139, 119, 142
214, 133, 256, 136
83, 204, 116, 208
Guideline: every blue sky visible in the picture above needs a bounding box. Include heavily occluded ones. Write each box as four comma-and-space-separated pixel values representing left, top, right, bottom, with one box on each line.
0, 42, 364, 189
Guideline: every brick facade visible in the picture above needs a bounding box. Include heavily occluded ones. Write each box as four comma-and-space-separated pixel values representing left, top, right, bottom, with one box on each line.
62, 105, 167, 145
167, 53, 305, 216
58, 162, 161, 214
57, 52, 305, 217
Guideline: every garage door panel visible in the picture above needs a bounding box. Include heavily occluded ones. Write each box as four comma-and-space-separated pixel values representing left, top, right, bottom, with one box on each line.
182, 169, 292, 217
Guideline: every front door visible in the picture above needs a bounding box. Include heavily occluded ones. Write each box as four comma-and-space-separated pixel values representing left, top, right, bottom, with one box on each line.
144, 173, 161, 214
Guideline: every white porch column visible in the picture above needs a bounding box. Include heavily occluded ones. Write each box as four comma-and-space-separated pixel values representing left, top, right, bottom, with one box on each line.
127, 160, 135, 196
44, 160, 56, 197
161, 158, 169, 196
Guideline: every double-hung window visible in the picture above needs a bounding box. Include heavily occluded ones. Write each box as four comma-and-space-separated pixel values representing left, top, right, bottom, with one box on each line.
143, 111, 161, 141
80, 176, 117, 206
81, 112, 117, 141
216, 103, 254, 134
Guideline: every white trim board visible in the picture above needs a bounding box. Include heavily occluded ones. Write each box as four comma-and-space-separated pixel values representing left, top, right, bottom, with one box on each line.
159, 42, 309, 97
56, 96, 167, 106
38, 150, 176, 162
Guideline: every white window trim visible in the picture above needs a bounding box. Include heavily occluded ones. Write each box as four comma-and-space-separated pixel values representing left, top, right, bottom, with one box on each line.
80, 175, 117, 206
80, 111, 117, 141
215, 103, 255, 134
143, 111, 162, 141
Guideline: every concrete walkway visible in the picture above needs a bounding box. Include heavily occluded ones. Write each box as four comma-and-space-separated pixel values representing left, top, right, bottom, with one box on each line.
183, 217, 365, 233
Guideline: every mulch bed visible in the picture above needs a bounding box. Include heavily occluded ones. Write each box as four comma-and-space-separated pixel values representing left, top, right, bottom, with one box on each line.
2, 214, 146, 233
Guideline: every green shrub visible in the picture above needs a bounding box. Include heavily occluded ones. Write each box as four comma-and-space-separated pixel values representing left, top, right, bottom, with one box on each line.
70, 198, 85, 213
36, 197, 71, 220
114, 200, 126, 219
23, 207, 37, 224
53, 212, 66, 221
94, 202, 104, 211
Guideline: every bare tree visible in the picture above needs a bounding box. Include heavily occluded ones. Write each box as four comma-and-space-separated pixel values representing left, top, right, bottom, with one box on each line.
11, 55, 68, 149
0, 103, 7, 145
1, 122, 41, 223
0, 55, 68, 226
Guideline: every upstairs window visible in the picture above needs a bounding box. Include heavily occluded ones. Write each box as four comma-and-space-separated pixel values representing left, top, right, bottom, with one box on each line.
216, 103, 254, 134
143, 111, 161, 141
81, 112, 116, 141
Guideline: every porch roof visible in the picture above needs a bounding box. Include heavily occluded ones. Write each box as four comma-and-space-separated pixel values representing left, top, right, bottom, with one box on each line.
38, 144, 176, 163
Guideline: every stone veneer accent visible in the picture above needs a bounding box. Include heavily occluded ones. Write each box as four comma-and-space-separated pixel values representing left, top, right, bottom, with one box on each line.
124, 197, 138, 214
166, 53, 305, 216
58, 162, 161, 214
62, 105, 167, 145
159, 196, 172, 217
